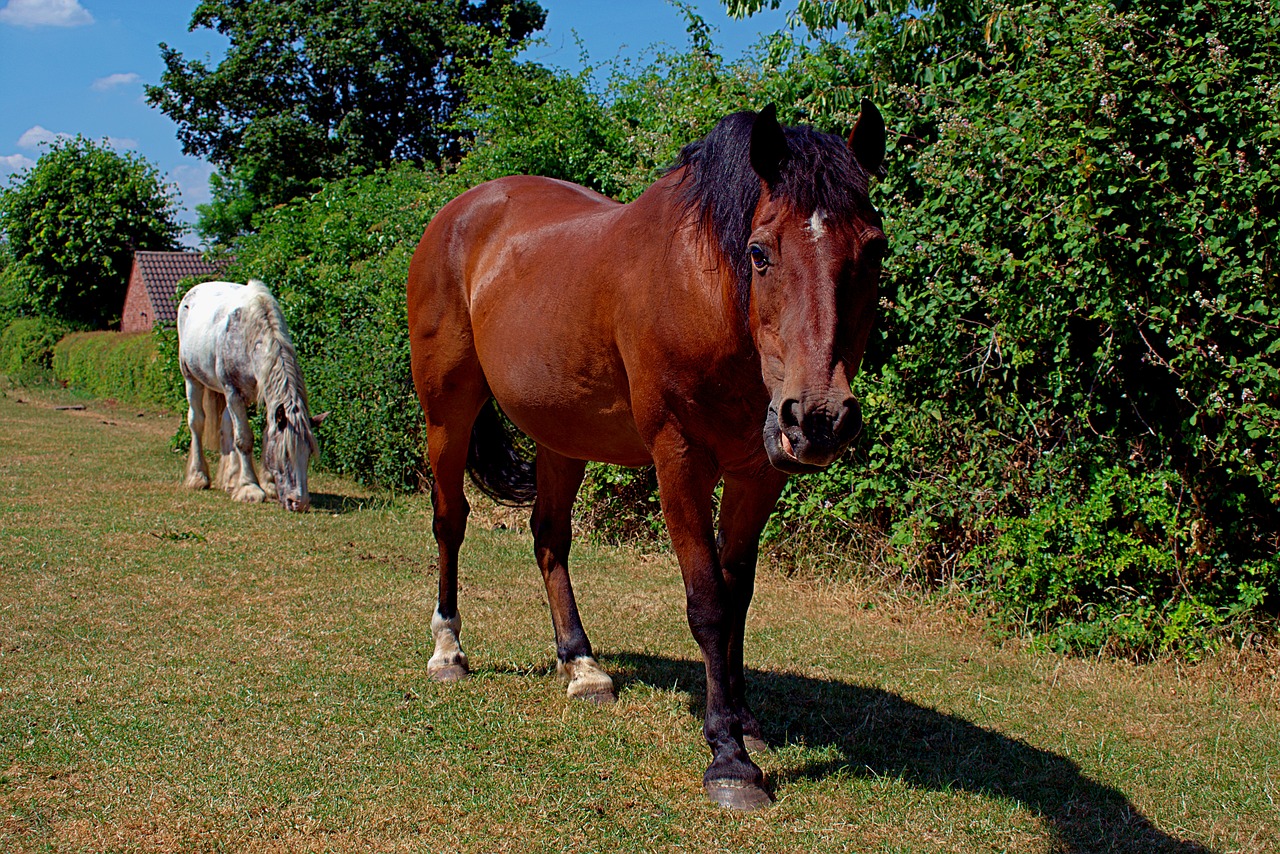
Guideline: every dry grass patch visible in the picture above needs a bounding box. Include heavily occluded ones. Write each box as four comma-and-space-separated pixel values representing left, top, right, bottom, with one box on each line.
1, 386, 1277, 853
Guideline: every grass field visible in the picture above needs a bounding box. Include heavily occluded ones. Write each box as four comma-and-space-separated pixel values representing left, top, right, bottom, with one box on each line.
1, 383, 1277, 853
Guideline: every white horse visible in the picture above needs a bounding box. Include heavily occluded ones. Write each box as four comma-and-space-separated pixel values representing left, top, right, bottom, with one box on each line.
177, 279, 324, 512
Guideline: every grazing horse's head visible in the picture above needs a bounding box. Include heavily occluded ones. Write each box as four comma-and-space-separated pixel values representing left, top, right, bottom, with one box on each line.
261, 400, 321, 512
675, 101, 887, 472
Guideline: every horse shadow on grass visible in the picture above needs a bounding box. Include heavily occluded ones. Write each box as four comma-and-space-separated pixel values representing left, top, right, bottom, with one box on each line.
308, 492, 399, 515
610, 652, 1214, 854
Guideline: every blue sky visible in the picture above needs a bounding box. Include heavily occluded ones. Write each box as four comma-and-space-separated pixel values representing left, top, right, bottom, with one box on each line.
0, 0, 790, 243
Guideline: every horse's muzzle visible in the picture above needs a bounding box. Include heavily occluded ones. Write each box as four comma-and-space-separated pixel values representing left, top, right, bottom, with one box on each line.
282, 494, 311, 513
763, 397, 861, 473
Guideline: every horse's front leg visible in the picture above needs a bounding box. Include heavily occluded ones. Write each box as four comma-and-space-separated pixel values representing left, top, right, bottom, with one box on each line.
259, 458, 278, 501
653, 443, 770, 811
717, 468, 789, 754
222, 392, 266, 503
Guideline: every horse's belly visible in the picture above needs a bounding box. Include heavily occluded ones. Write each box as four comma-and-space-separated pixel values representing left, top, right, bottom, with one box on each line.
483, 361, 651, 467
516, 408, 651, 466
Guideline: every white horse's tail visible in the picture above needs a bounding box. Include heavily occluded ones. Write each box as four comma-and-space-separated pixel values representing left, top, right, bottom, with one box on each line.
201, 386, 225, 450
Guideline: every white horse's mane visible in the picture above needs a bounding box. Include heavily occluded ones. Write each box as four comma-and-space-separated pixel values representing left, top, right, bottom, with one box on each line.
242, 280, 317, 455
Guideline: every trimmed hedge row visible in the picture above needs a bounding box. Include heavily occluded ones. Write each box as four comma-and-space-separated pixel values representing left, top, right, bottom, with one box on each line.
52, 330, 183, 411
0, 317, 70, 382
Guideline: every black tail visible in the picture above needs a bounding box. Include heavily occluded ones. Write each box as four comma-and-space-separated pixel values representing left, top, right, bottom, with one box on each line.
467, 400, 537, 506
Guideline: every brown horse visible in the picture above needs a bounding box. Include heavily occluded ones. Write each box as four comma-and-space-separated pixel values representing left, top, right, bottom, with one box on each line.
407, 102, 887, 809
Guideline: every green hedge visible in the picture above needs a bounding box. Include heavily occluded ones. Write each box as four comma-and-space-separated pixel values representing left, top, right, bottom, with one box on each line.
208, 163, 461, 490
0, 317, 71, 381
52, 330, 183, 411
829, 0, 1280, 655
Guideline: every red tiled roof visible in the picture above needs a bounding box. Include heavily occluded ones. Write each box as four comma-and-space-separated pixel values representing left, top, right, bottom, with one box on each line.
134, 251, 227, 325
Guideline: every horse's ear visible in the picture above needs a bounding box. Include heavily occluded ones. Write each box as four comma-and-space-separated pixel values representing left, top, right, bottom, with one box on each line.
274, 403, 288, 430
850, 98, 886, 177
750, 104, 788, 184
311, 411, 329, 427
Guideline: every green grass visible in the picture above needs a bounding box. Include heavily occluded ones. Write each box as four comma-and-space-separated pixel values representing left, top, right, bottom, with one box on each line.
1, 384, 1277, 852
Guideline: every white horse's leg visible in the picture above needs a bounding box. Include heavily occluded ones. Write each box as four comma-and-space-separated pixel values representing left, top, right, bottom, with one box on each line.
215, 404, 238, 491
223, 392, 266, 504
183, 378, 211, 490
259, 455, 278, 501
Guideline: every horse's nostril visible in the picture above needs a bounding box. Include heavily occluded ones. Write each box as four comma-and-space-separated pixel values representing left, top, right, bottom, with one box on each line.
779, 398, 802, 430
834, 400, 862, 442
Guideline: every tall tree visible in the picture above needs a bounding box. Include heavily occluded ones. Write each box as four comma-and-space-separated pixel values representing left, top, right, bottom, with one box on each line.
147, 0, 546, 242
0, 137, 181, 328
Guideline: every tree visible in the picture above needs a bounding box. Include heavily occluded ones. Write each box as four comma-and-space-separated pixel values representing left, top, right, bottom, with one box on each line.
0, 136, 181, 328
146, 0, 546, 242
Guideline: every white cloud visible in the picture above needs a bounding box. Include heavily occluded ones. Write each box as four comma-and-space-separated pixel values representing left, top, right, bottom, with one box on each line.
17, 124, 70, 149
0, 0, 94, 28
91, 72, 141, 92
104, 135, 139, 150
1, 153, 36, 176
172, 162, 215, 209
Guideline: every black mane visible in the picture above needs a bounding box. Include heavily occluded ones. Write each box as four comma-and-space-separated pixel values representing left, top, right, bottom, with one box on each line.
669, 109, 874, 312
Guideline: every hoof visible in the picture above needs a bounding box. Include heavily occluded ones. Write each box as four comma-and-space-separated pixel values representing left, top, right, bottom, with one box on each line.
232, 484, 266, 503
743, 734, 770, 754
573, 688, 617, 705
559, 656, 616, 705
428, 663, 469, 683
184, 472, 210, 490
705, 779, 773, 811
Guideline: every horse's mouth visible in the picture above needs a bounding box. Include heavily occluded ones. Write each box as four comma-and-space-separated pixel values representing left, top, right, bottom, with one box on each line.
283, 497, 311, 513
763, 415, 827, 474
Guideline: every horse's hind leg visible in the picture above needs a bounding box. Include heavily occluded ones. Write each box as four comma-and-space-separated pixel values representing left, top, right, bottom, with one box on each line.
532, 447, 615, 704
421, 395, 487, 682
207, 393, 237, 490
183, 377, 211, 490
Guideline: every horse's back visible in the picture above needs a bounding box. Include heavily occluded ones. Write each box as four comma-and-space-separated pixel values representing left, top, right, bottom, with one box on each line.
177, 280, 257, 390
407, 175, 653, 465
179, 279, 245, 329
408, 175, 626, 365
409, 176, 619, 301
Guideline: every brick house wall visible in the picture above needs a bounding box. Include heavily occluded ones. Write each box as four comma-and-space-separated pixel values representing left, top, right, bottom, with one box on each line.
120, 263, 155, 332
119, 251, 227, 332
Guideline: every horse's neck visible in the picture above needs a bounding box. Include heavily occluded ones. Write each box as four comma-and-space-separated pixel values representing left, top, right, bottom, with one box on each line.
245, 305, 305, 412
632, 170, 755, 350
259, 343, 304, 408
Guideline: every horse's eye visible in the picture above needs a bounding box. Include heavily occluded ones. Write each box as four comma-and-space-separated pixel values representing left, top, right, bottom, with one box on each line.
749, 244, 769, 273
863, 234, 888, 265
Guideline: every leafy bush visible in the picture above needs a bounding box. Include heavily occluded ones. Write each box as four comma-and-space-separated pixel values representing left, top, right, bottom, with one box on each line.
964, 465, 1270, 655
0, 317, 71, 382
741, 0, 1280, 653
52, 331, 180, 410
208, 163, 460, 490
0, 136, 180, 328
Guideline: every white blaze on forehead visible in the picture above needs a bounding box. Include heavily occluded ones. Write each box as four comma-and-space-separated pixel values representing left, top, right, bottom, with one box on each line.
808, 210, 827, 240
